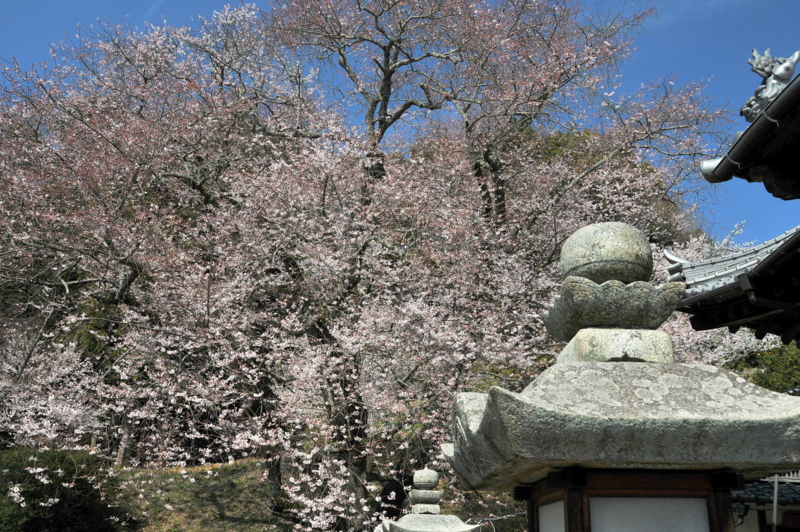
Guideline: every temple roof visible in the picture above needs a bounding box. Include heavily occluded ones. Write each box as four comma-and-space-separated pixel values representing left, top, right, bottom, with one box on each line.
668, 225, 800, 343
700, 62, 800, 199
733, 480, 800, 506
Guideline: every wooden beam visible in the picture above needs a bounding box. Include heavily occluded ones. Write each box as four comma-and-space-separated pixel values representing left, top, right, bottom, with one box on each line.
565, 488, 589, 532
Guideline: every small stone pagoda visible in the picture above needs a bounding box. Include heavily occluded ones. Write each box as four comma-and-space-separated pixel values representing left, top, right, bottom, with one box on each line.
442, 222, 800, 532
380, 468, 479, 532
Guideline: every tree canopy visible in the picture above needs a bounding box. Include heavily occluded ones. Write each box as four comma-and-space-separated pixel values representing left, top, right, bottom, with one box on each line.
0, 2, 749, 530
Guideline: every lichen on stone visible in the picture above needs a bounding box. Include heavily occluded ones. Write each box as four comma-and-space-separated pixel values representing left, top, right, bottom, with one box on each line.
542, 277, 686, 341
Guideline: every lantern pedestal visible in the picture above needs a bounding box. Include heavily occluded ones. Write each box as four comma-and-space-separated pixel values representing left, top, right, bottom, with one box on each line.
514, 469, 741, 532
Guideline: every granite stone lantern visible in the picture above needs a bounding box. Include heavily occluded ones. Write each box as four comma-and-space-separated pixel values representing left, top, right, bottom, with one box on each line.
442, 222, 800, 532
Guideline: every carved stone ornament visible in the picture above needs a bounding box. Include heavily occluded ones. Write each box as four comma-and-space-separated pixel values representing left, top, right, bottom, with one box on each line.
442, 362, 800, 490
541, 222, 685, 343
741, 49, 800, 122
542, 277, 685, 341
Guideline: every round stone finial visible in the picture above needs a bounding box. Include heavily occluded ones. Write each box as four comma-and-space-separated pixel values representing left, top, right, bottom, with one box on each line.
412, 467, 439, 490
560, 222, 653, 284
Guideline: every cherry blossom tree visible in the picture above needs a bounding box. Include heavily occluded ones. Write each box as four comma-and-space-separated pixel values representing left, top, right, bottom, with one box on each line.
266, 0, 467, 179
0, 3, 740, 531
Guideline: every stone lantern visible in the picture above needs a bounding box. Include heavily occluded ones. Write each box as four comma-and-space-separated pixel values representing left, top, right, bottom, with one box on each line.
442, 222, 800, 532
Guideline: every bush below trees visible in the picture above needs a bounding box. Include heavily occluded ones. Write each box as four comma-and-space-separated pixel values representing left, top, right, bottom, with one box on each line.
0, 448, 130, 532
726, 341, 800, 394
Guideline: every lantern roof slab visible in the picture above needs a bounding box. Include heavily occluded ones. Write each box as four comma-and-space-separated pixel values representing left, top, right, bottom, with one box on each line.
443, 361, 800, 491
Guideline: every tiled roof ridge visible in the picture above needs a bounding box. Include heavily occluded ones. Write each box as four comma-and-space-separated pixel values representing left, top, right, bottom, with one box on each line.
733, 480, 800, 506
667, 224, 800, 299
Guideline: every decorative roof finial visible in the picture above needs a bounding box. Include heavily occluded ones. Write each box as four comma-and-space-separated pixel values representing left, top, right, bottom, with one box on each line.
741, 49, 800, 122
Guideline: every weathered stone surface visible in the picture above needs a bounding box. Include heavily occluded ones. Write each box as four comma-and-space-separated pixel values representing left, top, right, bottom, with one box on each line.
412, 468, 440, 490
557, 328, 674, 363
443, 362, 800, 491
382, 514, 480, 532
542, 277, 686, 341
560, 222, 653, 284
411, 504, 441, 515
409, 490, 444, 505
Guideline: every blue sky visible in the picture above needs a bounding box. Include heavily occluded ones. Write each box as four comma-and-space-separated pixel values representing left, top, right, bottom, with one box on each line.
1, 0, 798, 243
597, 0, 800, 244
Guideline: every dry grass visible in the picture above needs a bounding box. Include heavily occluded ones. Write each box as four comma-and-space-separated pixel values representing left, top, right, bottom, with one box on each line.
115, 459, 294, 531
111, 459, 526, 532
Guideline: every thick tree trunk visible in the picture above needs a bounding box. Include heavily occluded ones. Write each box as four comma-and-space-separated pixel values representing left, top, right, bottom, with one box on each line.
306, 317, 371, 531
365, 151, 386, 180
474, 147, 507, 223
114, 417, 132, 467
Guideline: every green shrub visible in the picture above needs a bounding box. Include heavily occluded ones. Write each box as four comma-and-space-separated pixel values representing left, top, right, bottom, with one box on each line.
0, 448, 130, 532
725, 341, 800, 394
